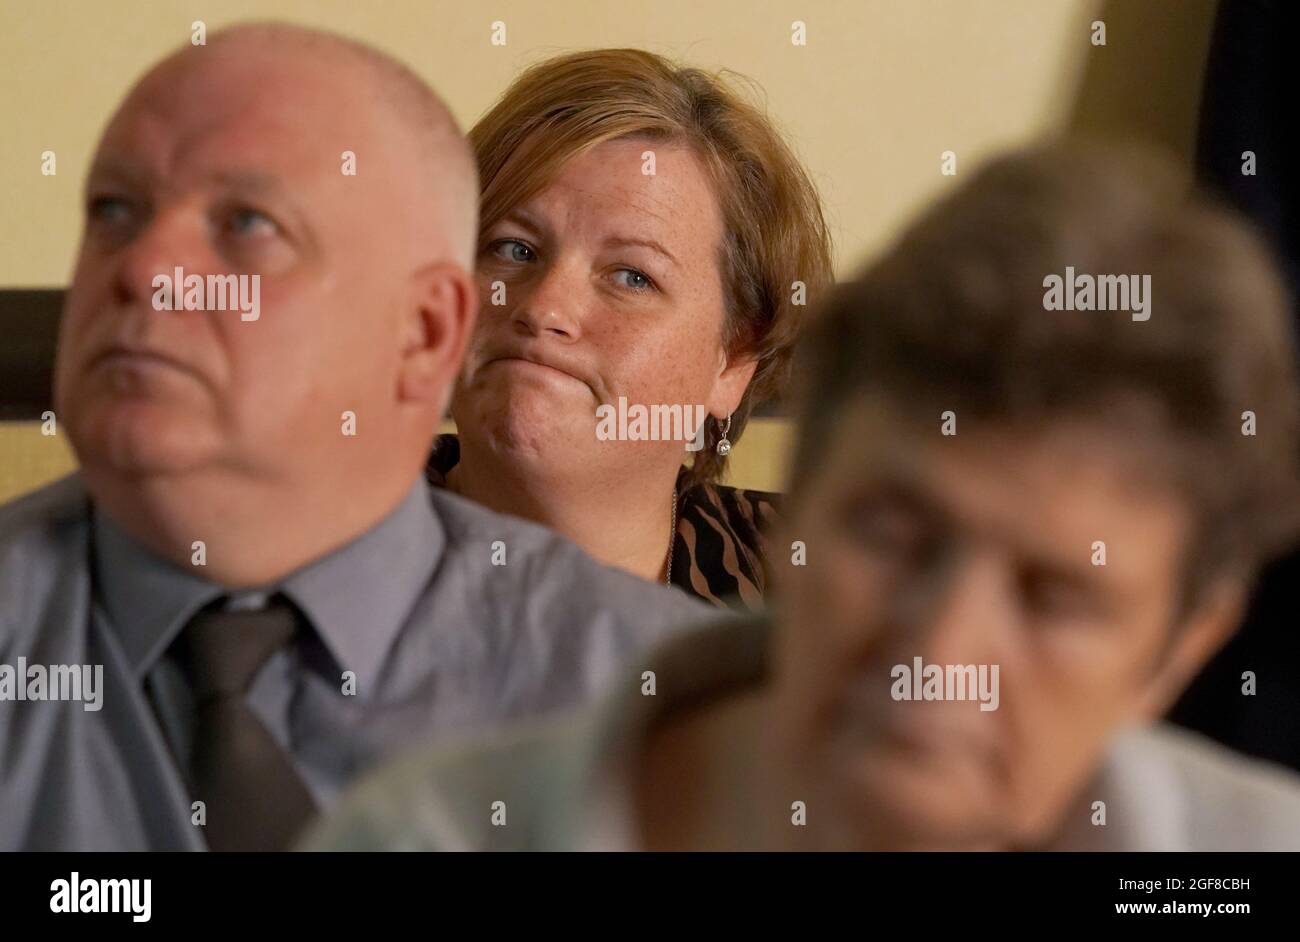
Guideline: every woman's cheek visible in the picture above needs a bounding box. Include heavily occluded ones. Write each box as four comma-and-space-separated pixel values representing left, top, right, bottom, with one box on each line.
655, 328, 719, 400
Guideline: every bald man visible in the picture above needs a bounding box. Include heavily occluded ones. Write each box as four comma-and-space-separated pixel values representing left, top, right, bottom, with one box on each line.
0, 23, 707, 851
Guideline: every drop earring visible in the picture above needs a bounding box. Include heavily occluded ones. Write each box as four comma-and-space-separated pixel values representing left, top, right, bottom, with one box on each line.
716, 414, 732, 455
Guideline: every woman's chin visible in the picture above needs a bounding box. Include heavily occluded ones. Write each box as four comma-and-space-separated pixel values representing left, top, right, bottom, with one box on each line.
470, 408, 594, 464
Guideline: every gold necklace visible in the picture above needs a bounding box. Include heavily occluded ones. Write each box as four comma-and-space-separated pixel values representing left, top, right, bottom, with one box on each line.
666, 487, 678, 586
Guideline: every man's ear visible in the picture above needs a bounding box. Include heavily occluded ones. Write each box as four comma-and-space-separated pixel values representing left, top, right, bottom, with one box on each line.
398, 261, 477, 411
706, 346, 759, 419
1131, 575, 1249, 722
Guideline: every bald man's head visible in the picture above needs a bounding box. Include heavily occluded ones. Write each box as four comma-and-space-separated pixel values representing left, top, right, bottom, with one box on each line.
56, 21, 479, 544
165, 22, 479, 268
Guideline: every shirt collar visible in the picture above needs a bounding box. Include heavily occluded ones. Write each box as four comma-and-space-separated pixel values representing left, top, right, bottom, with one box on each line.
281, 480, 443, 691
1049, 723, 1190, 850
93, 479, 444, 688
93, 508, 225, 679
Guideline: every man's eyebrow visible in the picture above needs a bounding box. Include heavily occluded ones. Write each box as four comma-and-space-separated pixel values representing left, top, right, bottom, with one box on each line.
212, 170, 288, 196
213, 169, 315, 238
863, 441, 1124, 585
85, 158, 151, 190
867, 451, 1045, 550
82, 164, 291, 202
602, 235, 680, 269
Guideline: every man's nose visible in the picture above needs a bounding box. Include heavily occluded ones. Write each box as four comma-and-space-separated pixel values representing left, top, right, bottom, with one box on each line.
509, 261, 583, 341
885, 549, 1010, 668
111, 207, 211, 311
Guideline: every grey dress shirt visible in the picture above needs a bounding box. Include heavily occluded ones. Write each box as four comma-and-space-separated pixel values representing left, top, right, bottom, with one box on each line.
307, 617, 1300, 852
0, 474, 709, 850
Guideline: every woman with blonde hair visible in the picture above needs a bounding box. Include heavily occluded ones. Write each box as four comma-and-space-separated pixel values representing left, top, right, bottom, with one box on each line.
431, 49, 833, 610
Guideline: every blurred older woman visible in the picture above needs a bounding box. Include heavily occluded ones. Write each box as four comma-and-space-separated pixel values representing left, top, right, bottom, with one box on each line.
430, 49, 833, 609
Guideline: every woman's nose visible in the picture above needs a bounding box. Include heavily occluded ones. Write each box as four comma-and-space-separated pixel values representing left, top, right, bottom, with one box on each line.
509, 263, 583, 341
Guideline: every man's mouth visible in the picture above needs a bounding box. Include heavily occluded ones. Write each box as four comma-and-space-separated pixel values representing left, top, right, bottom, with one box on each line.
90, 346, 197, 382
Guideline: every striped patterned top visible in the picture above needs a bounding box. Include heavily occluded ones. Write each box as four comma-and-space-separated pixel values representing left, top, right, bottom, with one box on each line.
425, 434, 779, 612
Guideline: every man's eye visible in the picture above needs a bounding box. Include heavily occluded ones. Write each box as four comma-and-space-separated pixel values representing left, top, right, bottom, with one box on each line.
851, 504, 926, 555
226, 207, 278, 238
88, 196, 132, 225
1023, 573, 1092, 618
613, 268, 655, 291
489, 239, 535, 263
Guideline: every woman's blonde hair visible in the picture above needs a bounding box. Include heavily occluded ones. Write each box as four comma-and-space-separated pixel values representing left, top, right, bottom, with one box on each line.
470, 48, 834, 487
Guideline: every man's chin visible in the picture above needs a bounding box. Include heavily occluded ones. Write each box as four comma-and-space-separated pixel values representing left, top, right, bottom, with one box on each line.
72, 407, 220, 477
829, 753, 1011, 850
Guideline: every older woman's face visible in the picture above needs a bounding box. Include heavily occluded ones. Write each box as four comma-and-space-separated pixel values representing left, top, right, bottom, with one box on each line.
772, 398, 1209, 850
453, 136, 743, 482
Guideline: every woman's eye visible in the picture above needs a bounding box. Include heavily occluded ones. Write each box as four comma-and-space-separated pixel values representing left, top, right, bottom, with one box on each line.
227, 207, 278, 238
490, 239, 535, 263
613, 268, 654, 291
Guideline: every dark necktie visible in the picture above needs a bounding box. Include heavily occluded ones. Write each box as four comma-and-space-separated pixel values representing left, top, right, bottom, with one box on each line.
178, 595, 318, 851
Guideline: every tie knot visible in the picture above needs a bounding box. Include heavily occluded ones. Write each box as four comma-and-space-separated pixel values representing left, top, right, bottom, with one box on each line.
180, 595, 301, 700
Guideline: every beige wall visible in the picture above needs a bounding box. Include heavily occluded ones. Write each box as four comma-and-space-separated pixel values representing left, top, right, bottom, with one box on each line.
0, 0, 1218, 286
0, 416, 793, 504
0, 0, 1219, 499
